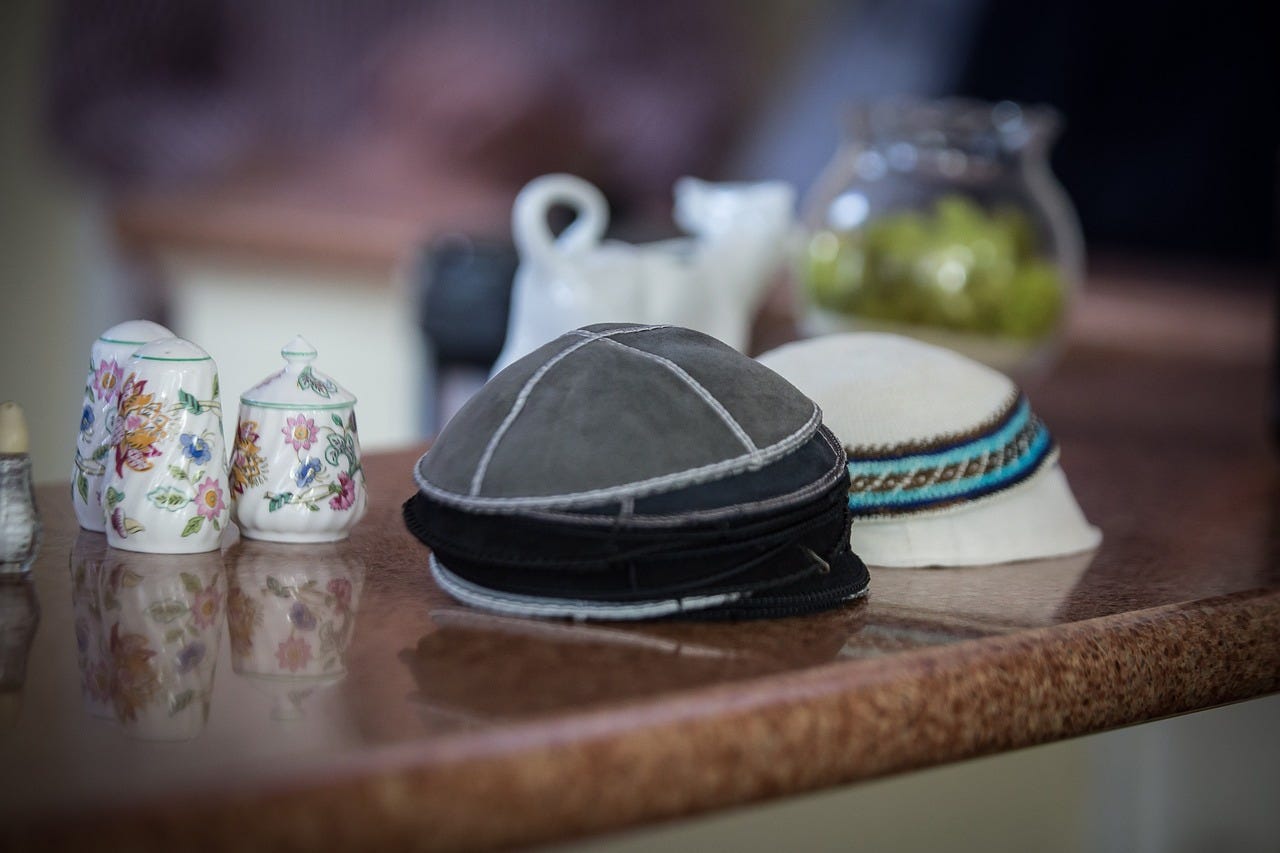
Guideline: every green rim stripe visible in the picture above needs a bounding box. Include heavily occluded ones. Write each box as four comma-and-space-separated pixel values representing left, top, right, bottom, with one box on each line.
137, 355, 211, 362
239, 399, 356, 410
98, 336, 153, 345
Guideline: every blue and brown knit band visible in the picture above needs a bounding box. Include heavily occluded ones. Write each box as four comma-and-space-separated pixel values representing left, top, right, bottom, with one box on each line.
845, 394, 1054, 516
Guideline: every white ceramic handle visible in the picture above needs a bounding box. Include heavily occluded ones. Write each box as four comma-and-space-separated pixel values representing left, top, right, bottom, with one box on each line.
512, 174, 609, 270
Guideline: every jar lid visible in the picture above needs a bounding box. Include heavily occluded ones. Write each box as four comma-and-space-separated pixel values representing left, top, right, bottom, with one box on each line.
240, 336, 356, 409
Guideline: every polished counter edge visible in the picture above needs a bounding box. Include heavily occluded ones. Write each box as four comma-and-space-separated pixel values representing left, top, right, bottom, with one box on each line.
13, 587, 1279, 851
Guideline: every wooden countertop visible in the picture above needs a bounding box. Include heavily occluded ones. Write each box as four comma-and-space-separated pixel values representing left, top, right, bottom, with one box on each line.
2, 271, 1277, 850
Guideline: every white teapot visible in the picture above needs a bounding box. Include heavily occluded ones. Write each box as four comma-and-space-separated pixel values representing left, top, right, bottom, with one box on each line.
492, 173, 796, 374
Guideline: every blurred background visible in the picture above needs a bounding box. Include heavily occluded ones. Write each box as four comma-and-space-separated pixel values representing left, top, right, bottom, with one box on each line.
3, 0, 1275, 474
0, 1, 1276, 849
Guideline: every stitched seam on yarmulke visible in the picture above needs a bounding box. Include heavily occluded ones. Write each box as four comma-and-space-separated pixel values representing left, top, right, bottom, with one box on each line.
468, 323, 670, 496
416, 402, 821, 512
515, 426, 847, 528
599, 336, 757, 454
567, 324, 672, 340
845, 390, 1022, 461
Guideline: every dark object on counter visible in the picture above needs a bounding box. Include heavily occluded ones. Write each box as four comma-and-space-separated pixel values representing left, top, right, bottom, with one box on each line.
418, 238, 518, 369
403, 323, 869, 620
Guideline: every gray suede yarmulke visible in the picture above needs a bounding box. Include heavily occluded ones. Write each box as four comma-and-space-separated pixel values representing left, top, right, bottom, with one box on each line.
404, 323, 869, 621
416, 323, 821, 511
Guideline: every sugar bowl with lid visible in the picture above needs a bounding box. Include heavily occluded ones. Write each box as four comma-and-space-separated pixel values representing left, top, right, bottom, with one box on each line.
230, 336, 367, 542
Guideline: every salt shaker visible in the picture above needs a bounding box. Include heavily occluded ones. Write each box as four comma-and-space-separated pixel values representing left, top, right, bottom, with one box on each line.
103, 338, 230, 554
230, 336, 367, 542
0, 403, 39, 575
72, 320, 174, 531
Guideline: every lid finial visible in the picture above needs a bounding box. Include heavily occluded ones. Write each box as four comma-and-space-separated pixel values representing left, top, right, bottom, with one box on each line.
281, 335, 318, 366
241, 336, 355, 407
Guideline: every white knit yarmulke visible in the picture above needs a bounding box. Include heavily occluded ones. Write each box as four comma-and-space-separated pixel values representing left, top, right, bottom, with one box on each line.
759, 333, 1101, 568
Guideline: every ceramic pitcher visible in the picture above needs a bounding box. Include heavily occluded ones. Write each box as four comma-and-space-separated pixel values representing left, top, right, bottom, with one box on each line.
491, 174, 796, 374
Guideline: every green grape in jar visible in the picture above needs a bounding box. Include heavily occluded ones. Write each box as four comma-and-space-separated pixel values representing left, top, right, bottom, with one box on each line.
804, 195, 1065, 340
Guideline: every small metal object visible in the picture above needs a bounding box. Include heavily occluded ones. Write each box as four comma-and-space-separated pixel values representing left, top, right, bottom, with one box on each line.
0, 403, 40, 575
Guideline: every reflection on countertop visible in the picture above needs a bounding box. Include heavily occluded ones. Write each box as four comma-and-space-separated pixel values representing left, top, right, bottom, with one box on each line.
0, 575, 39, 730
869, 550, 1096, 631
0, 520, 376, 817
70, 533, 223, 740
402, 604, 866, 725
226, 538, 365, 721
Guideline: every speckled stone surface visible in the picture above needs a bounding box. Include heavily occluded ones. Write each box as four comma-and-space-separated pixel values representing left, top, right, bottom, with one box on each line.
2, 283, 1277, 850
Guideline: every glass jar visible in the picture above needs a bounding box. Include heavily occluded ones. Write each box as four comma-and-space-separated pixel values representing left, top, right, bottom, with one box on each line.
800, 99, 1083, 379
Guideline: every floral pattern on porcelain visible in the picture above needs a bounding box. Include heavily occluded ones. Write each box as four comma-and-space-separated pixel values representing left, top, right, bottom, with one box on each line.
229, 568, 360, 678
225, 539, 364, 704
72, 355, 123, 507
91, 549, 225, 740
113, 374, 170, 477
230, 420, 267, 496
71, 321, 174, 532
229, 337, 366, 543
103, 338, 230, 554
262, 410, 362, 514
103, 384, 226, 543
296, 366, 339, 398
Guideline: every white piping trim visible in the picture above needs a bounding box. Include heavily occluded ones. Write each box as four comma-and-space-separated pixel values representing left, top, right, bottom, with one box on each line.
514, 426, 846, 528
416, 404, 821, 513
598, 337, 757, 454
567, 324, 671, 340
430, 555, 741, 620
468, 324, 669, 496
